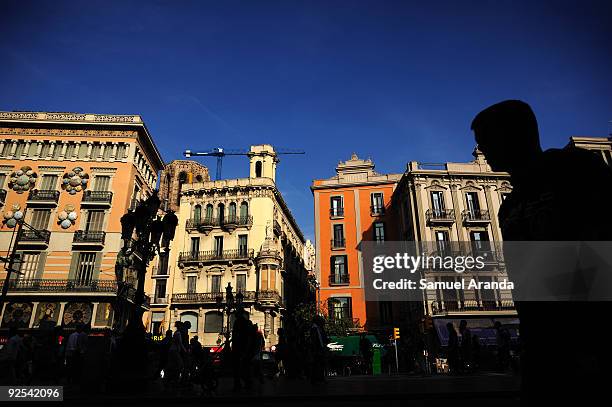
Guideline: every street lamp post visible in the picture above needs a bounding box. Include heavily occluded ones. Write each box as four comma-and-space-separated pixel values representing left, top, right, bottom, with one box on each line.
215, 283, 243, 352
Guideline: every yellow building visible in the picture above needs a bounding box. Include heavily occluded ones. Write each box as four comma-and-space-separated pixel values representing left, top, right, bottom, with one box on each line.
144, 145, 309, 348
0, 111, 163, 331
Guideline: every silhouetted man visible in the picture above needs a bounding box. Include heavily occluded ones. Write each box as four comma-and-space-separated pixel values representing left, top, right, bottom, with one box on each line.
471, 100, 612, 404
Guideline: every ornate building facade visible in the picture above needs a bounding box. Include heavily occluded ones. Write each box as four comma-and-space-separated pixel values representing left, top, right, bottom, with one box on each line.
144, 145, 308, 349
0, 111, 163, 332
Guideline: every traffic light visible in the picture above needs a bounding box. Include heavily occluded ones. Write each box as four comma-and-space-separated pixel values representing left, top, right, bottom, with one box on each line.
393, 327, 400, 340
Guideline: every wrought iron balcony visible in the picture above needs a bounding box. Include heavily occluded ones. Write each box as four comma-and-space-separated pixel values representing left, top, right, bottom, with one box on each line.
0, 278, 117, 293
186, 215, 253, 231
73, 230, 106, 244
330, 207, 345, 218
462, 209, 491, 223
172, 291, 257, 304
329, 273, 350, 285
19, 229, 51, 244
257, 290, 282, 304
426, 209, 455, 223
431, 299, 515, 315
370, 205, 385, 216
27, 189, 60, 204
178, 249, 254, 264
82, 190, 113, 205
0, 189, 6, 203
331, 238, 346, 249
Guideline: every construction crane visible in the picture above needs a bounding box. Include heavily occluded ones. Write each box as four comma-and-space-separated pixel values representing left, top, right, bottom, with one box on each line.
184, 147, 304, 180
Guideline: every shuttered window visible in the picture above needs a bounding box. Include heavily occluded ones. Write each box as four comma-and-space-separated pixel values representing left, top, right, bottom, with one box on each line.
93, 176, 110, 191
31, 210, 51, 230
85, 210, 105, 231
76, 252, 97, 284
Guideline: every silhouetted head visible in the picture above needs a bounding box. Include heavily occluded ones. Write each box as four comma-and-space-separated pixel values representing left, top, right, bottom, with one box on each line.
165, 329, 173, 338
494, 321, 502, 329
471, 100, 542, 173
459, 320, 467, 331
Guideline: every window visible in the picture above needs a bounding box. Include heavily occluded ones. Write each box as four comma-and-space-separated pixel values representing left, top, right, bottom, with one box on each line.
374, 222, 385, 242
31, 209, 51, 230
228, 202, 237, 222
470, 230, 490, 254
150, 312, 164, 335
211, 275, 221, 293
95, 303, 114, 327
190, 237, 200, 254
204, 311, 223, 333
52, 143, 61, 159
238, 235, 248, 256
431, 191, 445, 214
157, 253, 169, 275
240, 202, 248, 221
205, 204, 213, 221
180, 312, 198, 333
85, 210, 105, 231
193, 205, 202, 223
18, 252, 41, 280
64, 143, 75, 159
330, 255, 348, 284
91, 143, 101, 159
435, 230, 450, 255
236, 274, 247, 292
371, 192, 384, 214
155, 279, 167, 301
102, 143, 112, 160
78, 142, 87, 159
187, 276, 197, 294
217, 203, 225, 223
332, 224, 345, 248
0, 174, 6, 188
39, 142, 50, 158
14, 141, 25, 157
116, 144, 126, 159
40, 174, 58, 190
75, 252, 97, 284
330, 196, 344, 217
379, 301, 393, 324
328, 297, 352, 320
93, 176, 110, 191
214, 236, 223, 256
255, 161, 262, 177
465, 192, 480, 215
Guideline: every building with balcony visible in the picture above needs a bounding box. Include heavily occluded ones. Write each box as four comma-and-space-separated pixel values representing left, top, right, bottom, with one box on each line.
144, 145, 309, 349
311, 154, 403, 332
0, 111, 163, 331
392, 148, 517, 336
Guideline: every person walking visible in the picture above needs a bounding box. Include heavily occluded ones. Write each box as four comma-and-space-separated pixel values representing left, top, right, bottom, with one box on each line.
231, 310, 253, 391
309, 315, 328, 384
459, 320, 472, 372
446, 323, 460, 375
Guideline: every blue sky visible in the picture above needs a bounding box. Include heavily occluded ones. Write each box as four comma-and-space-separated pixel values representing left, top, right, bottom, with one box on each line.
1, 0, 611, 242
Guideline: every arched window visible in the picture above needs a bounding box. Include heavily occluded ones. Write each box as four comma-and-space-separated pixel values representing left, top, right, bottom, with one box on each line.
193, 205, 202, 223
204, 311, 224, 333
217, 203, 225, 224
240, 202, 248, 222
205, 204, 213, 221
228, 202, 237, 222
255, 161, 262, 178
180, 312, 198, 333
229, 310, 250, 328
195, 175, 203, 182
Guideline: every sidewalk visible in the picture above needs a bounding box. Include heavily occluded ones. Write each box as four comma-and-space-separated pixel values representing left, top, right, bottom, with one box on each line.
64, 373, 521, 406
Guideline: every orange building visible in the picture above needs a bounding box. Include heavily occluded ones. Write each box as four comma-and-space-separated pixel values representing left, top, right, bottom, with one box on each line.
311, 154, 402, 331
0, 111, 163, 331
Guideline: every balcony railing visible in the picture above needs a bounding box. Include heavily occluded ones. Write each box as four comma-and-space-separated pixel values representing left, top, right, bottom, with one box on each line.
257, 290, 282, 304
172, 291, 257, 304
0, 189, 6, 203
329, 273, 350, 285
73, 230, 106, 244
27, 189, 60, 203
431, 299, 515, 315
330, 207, 345, 217
426, 209, 455, 223
19, 229, 51, 243
178, 249, 254, 263
370, 205, 385, 216
331, 238, 346, 249
186, 215, 253, 230
0, 278, 117, 293
462, 209, 491, 223
82, 190, 113, 204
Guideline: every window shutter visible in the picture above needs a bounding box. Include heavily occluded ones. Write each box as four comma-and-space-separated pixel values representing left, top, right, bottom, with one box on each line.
68, 252, 80, 279
35, 252, 47, 279
92, 252, 103, 280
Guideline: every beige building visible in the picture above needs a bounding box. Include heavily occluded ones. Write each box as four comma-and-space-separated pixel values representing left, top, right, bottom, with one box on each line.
393, 149, 516, 326
0, 111, 163, 331
144, 145, 309, 348
566, 136, 612, 166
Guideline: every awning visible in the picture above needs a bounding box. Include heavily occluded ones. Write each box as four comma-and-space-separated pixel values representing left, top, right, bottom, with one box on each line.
327, 335, 380, 357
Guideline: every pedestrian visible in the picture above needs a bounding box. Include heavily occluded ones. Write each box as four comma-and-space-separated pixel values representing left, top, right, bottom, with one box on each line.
65, 324, 86, 390
459, 320, 472, 372
165, 322, 186, 390
231, 309, 253, 391
359, 333, 373, 375
471, 334, 481, 372
446, 323, 459, 374
494, 321, 511, 372
158, 329, 172, 379
251, 324, 265, 384
275, 328, 287, 376
309, 315, 328, 384
2, 326, 23, 384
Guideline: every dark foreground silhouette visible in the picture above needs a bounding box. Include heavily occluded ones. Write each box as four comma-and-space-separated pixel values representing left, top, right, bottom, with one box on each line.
472, 100, 612, 405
